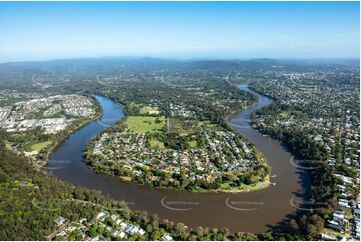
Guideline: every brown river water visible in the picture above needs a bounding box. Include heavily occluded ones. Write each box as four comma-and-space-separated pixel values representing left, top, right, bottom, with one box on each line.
47, 84, 311, 233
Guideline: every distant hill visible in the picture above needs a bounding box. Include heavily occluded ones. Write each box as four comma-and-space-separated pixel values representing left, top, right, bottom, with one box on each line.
0, 57, 357, 79
187, 59, 279, 72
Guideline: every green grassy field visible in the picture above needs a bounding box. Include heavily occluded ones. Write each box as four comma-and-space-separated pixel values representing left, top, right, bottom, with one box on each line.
139, 106, 160, 115
5, 141, 13, 151
30, 141, 52, 151
149, 139, 165, 149
188, 140, 197, 149
124, 116, 165, 133
279, 110, 291, 118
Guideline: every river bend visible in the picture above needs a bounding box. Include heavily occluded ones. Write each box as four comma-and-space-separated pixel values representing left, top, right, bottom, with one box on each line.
47, 84, 310, 233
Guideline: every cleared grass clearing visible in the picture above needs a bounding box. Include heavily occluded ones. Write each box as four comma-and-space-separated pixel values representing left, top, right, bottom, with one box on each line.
124, 116, 165, 133
5, 141, 13, 151
30, 141, 52, 151
279, 111, 291, 118
139, 106, 160, 115
149, 139, 165, 149
188, 140, 197, 149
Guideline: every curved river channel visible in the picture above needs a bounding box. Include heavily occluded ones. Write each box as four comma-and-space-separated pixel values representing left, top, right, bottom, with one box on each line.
48, 84, 310, 233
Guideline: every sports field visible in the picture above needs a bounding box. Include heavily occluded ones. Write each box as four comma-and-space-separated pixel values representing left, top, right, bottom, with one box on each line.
124, 116, 165, 133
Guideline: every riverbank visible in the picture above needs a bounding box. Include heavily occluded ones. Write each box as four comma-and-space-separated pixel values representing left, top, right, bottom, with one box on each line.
36, 96, 102, 169
89, 168, 270, 194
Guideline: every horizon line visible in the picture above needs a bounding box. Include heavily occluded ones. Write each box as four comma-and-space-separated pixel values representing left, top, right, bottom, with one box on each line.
1, 55, 360, 64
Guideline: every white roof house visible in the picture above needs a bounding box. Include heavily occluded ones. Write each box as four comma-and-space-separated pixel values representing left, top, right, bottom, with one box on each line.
162, 234, 173, 241
55, 216, 66, 226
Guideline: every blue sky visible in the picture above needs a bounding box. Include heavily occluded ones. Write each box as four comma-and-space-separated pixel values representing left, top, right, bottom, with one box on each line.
0, 1, 359, 62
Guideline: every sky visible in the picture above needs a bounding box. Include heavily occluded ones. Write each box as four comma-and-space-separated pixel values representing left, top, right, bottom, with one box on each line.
0, 1, 359, 62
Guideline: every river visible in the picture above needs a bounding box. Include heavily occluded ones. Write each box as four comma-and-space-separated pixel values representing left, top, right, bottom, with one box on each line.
47, 84, 310, 233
